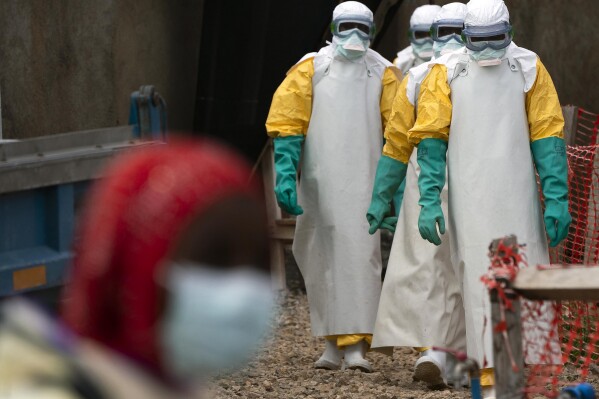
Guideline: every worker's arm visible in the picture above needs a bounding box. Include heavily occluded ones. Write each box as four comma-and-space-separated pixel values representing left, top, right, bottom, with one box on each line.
383, 75, 415, 164
407, 64, 452, 145
367, 73, 411, 233
380, 66, 402, 133
408, 64, 452, 246
265, 58, 314, 138
526, 58, 571, 247
265, 58, 314, 215
526, 58, 564, 143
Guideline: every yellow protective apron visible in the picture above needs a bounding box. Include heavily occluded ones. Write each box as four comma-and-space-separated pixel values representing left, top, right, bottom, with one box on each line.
293, 45, 389, 336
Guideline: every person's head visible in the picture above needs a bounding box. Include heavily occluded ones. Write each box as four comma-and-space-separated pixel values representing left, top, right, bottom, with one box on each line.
62, 138, 272, 383
463, 0, 513, 63
331, 1, 375, 61
431, 3, 468, 59
408, 4, 441, 61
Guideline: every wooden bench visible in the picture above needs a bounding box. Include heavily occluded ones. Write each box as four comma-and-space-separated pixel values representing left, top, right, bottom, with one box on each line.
254, 139, 296, 291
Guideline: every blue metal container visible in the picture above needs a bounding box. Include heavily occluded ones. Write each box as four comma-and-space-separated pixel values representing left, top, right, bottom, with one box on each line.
0, 89, 166, 296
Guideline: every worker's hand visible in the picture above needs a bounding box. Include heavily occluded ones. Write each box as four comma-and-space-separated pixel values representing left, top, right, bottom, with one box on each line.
379, 216, 398, 233
367, 209, 397, 234
544, 201, 571, 247
418, 205, 445, 246
275, 184, 303, 216
367, 198, 393, 234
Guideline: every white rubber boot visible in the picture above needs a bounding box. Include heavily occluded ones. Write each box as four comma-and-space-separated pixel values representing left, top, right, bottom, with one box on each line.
314, 339, 343, 370
482, 386, 496, 399
344, 340, 372, 373
413, 349, 447, 389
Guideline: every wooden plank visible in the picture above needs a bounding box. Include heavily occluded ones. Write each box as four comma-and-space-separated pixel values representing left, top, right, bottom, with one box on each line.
276, 219, 297, 226
513, 265, 599, 301
270, 225, 296, 242
491, 293, 524, 399
270, 242, 287, 291
489, 237, 525, 399
259, 139, 287, 290
561, 105, 579, 146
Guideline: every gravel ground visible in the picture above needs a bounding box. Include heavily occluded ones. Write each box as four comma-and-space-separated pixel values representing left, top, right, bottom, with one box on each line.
209, 246, 599, 398
209, 291, 471, 399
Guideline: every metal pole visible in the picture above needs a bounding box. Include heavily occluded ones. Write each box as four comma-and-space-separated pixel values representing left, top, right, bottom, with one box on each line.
489, 236, 525, 399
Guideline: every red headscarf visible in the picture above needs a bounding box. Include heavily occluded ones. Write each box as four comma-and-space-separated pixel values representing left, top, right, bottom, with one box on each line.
62, 138, 258, 374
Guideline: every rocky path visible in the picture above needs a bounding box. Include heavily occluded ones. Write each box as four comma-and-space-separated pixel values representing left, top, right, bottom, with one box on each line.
210, 292, 471, 399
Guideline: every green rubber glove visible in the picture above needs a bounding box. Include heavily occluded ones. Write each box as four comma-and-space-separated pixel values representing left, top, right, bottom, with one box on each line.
273, 135, 305, 215
416, 138, 448, 246
531, 137, 571, 247
366, 155, 408, 234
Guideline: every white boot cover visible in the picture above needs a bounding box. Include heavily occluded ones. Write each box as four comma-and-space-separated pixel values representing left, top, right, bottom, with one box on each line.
414, 349, 447, 389
314, 339, 343, 370
344, 341, 372, 373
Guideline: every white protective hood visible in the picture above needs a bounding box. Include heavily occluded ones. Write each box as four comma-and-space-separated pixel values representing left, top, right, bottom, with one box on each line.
465, 0, 509, 27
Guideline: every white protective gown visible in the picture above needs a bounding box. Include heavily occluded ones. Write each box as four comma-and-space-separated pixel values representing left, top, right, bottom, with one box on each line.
372, 61, 466, 351
442, 47, 558, 366
293, 45, 391, 337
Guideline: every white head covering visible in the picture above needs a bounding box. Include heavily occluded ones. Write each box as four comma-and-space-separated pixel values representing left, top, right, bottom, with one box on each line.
465, 0, 509, 27
410, 4, 442, 28
434, 2, 468, 23
333, 1, 374, 23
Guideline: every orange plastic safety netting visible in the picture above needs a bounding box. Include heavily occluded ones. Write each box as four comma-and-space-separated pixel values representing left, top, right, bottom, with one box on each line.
482, 108, 599, 397
525, 108, 599, 397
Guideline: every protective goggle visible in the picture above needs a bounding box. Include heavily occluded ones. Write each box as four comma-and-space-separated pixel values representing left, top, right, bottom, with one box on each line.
408, 24, 433, 45
331, 17, 375, 40
462, 22, 513, 51
430, 19, 465, 43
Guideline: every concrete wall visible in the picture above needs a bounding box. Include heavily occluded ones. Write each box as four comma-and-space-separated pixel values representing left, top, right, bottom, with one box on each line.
0, 0, 203, 139
375, 0, 599, 113
0, 1, 596, 141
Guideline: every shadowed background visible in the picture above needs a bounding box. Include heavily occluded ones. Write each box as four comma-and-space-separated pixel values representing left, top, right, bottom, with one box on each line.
0, 0, 596, 159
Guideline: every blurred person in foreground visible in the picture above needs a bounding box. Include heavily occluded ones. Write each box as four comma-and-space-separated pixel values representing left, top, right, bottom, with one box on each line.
0, 138, 274, 399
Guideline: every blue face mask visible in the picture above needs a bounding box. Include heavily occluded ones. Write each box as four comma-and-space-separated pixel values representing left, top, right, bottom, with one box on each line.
411, 41, 434, 61
433, 38, 463, 59
160, 263, 274, 380
334, 30, 369, 60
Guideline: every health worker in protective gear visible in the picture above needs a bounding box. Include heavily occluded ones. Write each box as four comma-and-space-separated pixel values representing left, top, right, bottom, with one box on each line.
408, 0, 571, 397
393, 4, 441, 76
390, 4, 441, 213
265, 1, 401, 373
368, 3, 468, 390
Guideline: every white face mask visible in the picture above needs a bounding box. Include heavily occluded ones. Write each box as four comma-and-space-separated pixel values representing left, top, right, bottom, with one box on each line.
333, 30, 370, 60
433, 38, 463, 59
469, 42, 507, 65
159, 263, 274, 381
411, 41, 434, 61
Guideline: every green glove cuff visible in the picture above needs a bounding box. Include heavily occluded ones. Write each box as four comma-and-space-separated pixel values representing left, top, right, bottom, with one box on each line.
416, 138, 448, 209
531, 137, 568, 206
273, 135, 304, 187
531, 137, 571, 246
273, 135, 305, 215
